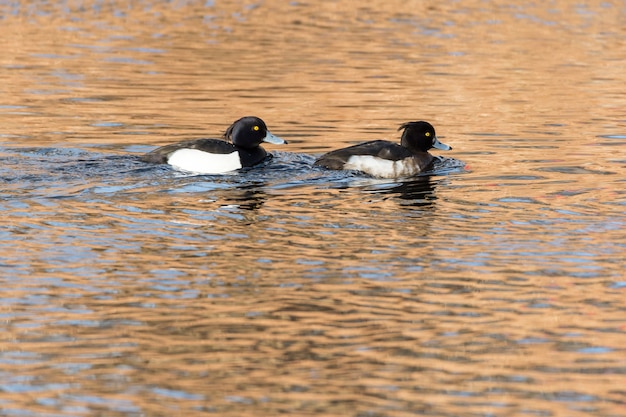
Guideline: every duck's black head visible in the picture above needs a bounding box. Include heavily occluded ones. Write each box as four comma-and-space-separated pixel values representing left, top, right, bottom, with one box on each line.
399, 121, 451, 153
224, 116, 287, 149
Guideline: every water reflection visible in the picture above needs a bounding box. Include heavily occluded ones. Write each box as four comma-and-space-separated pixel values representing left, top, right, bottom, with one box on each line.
216, 182, 267, 211
360, 175, 438, 207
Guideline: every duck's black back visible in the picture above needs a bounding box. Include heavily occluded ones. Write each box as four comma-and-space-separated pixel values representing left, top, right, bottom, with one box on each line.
314, 140, 413, 169
140, 138, 239, 164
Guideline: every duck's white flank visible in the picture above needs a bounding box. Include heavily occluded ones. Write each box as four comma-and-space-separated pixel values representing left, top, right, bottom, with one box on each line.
167, 149, 242, 174
344, 155, 419, 178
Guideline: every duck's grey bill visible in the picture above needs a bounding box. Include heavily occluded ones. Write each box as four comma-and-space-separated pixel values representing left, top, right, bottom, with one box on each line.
432, 136, 451, 150
263, 131, 288, 145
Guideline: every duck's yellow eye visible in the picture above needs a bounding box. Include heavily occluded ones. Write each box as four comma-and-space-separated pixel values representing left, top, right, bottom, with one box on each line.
425, 132, 431, 137
253, 125, 260, 131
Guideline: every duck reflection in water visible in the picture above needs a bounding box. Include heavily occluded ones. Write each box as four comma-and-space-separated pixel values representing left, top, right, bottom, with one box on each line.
360, 175, 438, 207
216, 182, 267, 211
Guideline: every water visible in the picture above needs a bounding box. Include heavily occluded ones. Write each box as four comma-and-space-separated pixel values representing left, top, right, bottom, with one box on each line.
1, 1, 625, 416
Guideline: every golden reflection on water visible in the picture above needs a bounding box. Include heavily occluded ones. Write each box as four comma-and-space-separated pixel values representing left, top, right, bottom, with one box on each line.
1, 0, 625, 416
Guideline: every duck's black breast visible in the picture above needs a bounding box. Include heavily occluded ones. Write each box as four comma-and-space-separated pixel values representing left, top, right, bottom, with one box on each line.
314, 140, 413, 169
234, 146, 269, 167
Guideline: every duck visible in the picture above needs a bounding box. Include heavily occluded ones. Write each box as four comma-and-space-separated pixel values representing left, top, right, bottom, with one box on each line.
314, 121, 451, 178
140, 116, 287, 174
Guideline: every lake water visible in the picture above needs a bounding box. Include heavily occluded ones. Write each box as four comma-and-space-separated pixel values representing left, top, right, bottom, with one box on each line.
1, 1, 625, 416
